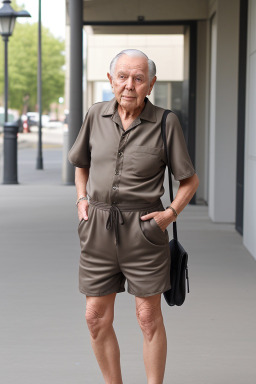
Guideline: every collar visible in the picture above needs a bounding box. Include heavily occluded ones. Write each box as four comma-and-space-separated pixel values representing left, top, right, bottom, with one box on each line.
101, 97, 118, 116
101, 97, 157, 123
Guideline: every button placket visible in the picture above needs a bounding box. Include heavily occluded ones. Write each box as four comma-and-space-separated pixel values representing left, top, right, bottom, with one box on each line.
110, 132, 129, 204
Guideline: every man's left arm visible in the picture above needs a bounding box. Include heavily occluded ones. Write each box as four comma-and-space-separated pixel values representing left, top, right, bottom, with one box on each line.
140, 173, 199, 231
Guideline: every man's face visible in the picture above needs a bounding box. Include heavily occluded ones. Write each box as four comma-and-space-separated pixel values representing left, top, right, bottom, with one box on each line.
107, 55, 156, 112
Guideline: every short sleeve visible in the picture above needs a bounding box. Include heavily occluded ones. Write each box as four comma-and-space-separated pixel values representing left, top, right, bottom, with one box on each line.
68, 112, 91, 168
165, 112, 195, 181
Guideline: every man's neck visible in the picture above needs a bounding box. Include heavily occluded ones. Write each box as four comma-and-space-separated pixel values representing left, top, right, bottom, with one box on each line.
118, 102, 145, 121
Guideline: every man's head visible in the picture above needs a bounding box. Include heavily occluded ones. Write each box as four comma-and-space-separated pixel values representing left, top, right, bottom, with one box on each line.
107, 49, 157, 113
109, 49, 156, 82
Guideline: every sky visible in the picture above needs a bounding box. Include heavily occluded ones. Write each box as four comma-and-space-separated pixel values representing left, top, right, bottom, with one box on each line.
14, 0, 66, 40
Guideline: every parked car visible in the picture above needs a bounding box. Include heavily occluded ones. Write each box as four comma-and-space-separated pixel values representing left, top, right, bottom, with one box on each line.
27, 112, 39, 128
20, 113, 50, 132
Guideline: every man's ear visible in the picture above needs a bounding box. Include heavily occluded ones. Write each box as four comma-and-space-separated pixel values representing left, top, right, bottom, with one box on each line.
148, 76, 157, 95
107, 73, 112, 85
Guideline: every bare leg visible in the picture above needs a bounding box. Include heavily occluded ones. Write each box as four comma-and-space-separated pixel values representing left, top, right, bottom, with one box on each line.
86, 293, 123, 384
136, 294, 167, 384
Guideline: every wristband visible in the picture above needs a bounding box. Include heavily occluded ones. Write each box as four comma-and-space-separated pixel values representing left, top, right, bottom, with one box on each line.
76, 196, 88, 207
165, 205, 178, 218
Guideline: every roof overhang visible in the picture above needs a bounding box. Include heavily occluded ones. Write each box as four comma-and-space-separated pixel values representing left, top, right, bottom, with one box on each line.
66, 0, 209, 34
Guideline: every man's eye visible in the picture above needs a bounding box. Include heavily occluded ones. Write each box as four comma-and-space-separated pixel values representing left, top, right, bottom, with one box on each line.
136, 78, 142, 82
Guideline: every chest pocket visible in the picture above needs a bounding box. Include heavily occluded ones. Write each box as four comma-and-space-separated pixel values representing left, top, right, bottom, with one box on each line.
132, 145, 163, 177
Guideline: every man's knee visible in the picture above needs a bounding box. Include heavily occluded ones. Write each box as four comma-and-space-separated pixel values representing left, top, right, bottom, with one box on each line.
85, 303, 114, 340
136, 301, 163, 341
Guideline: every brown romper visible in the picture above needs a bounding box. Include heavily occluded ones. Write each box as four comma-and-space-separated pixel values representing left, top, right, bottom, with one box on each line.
68, 98, 195, 297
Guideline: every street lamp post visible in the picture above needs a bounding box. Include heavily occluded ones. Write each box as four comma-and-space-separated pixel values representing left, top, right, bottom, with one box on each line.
36, 0, 43, 169
0, 0, 30, 184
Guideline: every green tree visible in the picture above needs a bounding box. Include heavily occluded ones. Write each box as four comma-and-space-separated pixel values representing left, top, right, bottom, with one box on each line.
0, 1, 65, 113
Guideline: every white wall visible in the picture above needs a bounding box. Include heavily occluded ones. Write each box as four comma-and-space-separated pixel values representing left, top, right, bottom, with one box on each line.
208, 0, 240, 222
87, 34, 184, 82
244, 0, 256, 259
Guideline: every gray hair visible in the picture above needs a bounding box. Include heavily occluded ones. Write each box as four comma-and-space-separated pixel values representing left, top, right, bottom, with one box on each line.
109, 49, 156, 82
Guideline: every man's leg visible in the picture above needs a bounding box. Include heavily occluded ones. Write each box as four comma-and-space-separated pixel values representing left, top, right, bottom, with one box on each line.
85, 292, 123, 384
135, 294, 167, 384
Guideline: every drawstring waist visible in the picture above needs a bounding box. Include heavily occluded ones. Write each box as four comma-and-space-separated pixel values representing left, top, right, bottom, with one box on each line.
106, 205, 124, 245
89, 198, 162, 245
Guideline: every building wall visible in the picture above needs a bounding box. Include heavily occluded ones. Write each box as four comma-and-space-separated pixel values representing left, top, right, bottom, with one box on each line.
244, 0, 256, 259
208, 0, 240, 222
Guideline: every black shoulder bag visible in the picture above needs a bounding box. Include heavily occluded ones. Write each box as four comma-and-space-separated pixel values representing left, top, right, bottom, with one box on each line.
161, 110, 190, 306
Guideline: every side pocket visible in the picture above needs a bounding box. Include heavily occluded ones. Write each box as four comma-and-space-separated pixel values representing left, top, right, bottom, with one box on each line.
139, 212, 166, 247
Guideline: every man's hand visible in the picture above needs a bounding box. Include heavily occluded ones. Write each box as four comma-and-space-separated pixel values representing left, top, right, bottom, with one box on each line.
140, 174, 199, 231
140, 210, 175, 232
78, 200, 89, 222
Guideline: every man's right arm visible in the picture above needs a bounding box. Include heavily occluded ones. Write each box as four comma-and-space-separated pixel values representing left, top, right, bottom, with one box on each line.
75, 167, 90, 221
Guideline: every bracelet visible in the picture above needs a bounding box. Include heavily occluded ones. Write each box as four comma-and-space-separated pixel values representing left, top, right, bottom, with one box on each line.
166, 205, 178, 218
76, 196, 88, 207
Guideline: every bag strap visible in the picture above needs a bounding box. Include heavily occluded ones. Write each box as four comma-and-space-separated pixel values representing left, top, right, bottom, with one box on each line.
161, 110, 178, 241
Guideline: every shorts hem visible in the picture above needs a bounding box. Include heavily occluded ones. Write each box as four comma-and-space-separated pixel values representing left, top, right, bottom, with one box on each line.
127, 284, 171, 298
79, 287, 125, 297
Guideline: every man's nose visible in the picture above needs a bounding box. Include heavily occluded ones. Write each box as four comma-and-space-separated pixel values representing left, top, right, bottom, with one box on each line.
125, 77, 135, 90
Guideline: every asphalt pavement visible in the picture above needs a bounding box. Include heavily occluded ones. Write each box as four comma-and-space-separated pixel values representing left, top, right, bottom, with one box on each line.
0, 130, 256, 384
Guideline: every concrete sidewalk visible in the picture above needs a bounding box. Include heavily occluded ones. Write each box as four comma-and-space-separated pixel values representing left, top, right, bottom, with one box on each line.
0, 182, 256, 384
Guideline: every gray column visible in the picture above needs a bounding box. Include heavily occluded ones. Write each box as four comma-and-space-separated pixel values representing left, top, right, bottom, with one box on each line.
208, 0, 240, 222
243, 0, 256, 259
65, 0, 83, 184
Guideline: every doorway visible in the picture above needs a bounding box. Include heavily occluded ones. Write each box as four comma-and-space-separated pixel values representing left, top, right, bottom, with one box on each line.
83, 21, 197, 202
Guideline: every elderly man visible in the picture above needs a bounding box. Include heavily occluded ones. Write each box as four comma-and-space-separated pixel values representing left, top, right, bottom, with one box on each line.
69, 49, 199, 384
